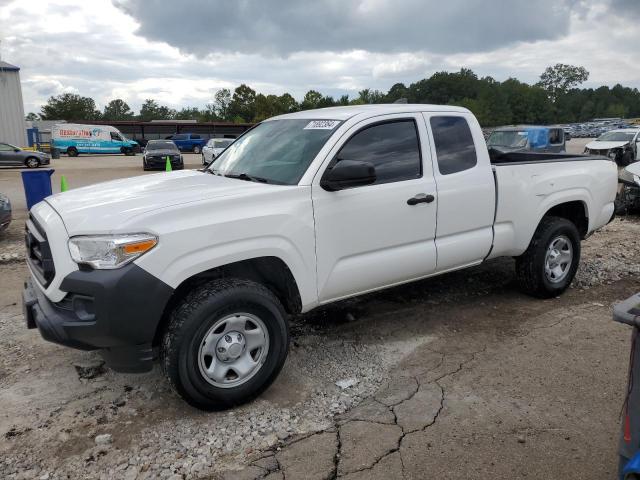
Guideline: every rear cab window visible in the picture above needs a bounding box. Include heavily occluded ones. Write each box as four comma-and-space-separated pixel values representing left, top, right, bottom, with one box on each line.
429, 116, 477, 175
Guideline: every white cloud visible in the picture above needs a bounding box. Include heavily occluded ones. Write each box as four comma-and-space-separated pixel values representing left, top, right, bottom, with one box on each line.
0, 0, 638, 116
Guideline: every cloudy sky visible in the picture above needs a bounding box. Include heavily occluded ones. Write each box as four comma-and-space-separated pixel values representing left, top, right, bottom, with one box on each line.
1, 0, 639, 115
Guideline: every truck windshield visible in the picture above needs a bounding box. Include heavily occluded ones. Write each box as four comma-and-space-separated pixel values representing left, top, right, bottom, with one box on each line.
487, 131, 529, 148
208, 119, 341, 185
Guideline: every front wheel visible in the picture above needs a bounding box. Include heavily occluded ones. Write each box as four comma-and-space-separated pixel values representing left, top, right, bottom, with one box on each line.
161, 278, 289, 410
25, 157, 40, 168
515, 216, 581, 298
193, 145, 201, 154
67, 147, 78, 157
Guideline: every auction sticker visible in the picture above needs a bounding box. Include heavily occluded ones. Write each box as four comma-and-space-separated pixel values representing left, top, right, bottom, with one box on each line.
304, 120, 341, 130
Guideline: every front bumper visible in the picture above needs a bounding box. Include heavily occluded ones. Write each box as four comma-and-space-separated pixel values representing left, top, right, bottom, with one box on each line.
23, 263, 174, 372
144, 156, 183, 169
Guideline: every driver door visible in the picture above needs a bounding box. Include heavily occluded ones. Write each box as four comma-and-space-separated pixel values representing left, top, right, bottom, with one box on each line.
311, 114, 438, 303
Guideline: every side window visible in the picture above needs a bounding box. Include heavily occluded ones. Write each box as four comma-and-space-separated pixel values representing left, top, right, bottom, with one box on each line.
549, 128, 563, 145
110, 132, 123, 142
173, 134, 186, 140
0, 143, 13, 151
430, 116, 477, 175
191, 134, 201, 139
335, 120, 421, 185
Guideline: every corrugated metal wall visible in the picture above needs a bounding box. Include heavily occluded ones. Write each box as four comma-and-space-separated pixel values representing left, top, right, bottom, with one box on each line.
0, 69, 27, 146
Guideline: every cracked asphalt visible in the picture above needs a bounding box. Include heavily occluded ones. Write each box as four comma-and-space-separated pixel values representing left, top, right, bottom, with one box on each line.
217, 279, 635, 479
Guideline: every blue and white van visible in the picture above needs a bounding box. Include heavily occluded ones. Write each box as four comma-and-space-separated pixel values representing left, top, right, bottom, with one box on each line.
51, 123, 139, 157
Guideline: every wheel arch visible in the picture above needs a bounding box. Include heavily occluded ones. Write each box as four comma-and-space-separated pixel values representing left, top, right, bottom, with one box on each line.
153, 256, 302, 347
540, 200, 589, 238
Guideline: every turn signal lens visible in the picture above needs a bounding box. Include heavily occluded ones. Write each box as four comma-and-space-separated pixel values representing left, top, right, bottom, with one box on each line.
122, 239, 157, 255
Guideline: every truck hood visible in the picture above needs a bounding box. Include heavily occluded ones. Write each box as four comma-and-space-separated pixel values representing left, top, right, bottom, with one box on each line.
585, 140, 629, 150
45, 170, 275, 233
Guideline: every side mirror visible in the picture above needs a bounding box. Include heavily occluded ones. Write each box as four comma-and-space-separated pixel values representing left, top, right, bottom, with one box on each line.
14, 148, 20, 152
320, 160, 376, 192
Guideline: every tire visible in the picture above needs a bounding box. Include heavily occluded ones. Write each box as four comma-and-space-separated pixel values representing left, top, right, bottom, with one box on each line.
515, 216, 581, 298
67, 147, 78, 157
161, 278, 289, 410
193, 145, 201, 154
25, 157, 40, 168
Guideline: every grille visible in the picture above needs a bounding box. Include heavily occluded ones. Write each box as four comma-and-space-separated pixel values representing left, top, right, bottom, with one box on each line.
25, 215, 55, 287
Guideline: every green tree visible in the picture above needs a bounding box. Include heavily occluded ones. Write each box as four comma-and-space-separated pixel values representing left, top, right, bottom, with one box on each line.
102, 99, 134, 120
139, 99, 175, 121
40, 93, 101, 121
538, 64, 589, 103
300, 90, 324, 110
229, 84, 257, 122
174, 107, 201, 120
25, 112, 39, 121
213, 88, 232, 120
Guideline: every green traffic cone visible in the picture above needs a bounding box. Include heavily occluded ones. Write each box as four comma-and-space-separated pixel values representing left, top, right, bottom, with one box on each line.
165, 156, 172, 172
60, 175, 68, 192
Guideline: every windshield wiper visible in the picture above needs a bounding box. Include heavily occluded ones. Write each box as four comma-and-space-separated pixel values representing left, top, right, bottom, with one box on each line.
224, 172, 269, 183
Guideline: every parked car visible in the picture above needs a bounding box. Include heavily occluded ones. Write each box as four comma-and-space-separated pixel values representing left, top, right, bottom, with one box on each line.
487, 126, 566, 153
165, 133, 207, 154
142, 140, 183, 171
52, 124, 139, 157
584, 129, 640, 166
615, 160, 640, 214
0, 193, 11, 232
201, 138, 235, 165
0, 142, 50, 168
22, 104, 617, 410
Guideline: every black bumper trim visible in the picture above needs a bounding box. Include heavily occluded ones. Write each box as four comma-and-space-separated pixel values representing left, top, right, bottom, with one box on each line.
24, 264, 174, 373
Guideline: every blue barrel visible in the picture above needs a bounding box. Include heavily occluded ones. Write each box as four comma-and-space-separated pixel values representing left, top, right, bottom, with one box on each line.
21, 169, 55, 210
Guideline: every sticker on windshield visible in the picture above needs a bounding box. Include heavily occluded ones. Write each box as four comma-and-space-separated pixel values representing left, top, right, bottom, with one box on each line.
304, 120, 340, 130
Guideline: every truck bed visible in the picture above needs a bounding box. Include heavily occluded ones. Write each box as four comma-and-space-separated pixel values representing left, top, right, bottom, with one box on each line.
488, 148, 606, 165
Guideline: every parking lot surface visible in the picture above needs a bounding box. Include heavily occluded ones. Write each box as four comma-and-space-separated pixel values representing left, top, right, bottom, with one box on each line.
0, 141, 636, 479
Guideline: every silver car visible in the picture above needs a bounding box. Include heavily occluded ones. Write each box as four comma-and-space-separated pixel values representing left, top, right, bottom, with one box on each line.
0, 143, 50, 168
201, 138, 235, 165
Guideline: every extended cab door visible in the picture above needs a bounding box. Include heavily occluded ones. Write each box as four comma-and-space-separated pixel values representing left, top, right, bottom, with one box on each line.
423, 112, 495, 271
312, 114, 438, 303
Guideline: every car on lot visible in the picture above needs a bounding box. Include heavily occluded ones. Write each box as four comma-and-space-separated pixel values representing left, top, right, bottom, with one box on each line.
0, 193, 11, 232
22, 104, 617, 410
202, 138, 235, 165
487, 126, 566, 153
165, 133, 207, 154
0, 143, 50, 168
584, 129, 640, 166
52, 124, 139, 157
142, 140, 183, 171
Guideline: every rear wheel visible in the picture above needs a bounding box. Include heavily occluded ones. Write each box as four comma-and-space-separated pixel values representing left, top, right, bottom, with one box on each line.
193, 145, 201, 154
515, 216, 581, 298
67, 147, 78, 157
161, 278, 289, 410
24, 157, 40, 168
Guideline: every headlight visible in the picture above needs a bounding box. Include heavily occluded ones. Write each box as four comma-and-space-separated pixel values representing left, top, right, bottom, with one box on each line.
634, 175, 640, 186
608, 150, 617, 159
68, 233, 157, 269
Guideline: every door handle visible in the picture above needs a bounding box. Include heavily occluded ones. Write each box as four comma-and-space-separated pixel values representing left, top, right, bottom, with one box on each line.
407, 193, 435, 205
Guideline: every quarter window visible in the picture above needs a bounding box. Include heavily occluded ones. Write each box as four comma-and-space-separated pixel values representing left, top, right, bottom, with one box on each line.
334, 120, 421, 185
430, 116, 477, 175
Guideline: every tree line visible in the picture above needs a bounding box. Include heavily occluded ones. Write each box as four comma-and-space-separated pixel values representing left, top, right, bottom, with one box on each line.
27, 64, 640, 127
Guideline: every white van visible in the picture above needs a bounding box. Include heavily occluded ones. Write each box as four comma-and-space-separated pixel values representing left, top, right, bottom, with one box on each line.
51, 123, 139, 157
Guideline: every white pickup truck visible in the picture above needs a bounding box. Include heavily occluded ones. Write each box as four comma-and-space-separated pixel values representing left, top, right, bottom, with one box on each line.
22, 105, 617, 409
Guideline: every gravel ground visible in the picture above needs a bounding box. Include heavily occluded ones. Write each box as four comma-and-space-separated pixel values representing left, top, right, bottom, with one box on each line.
1, 215, 639, 479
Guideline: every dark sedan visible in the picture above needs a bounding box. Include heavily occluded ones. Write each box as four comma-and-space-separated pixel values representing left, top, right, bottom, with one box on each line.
0, 143, 50, 168
142, 140, 184, 171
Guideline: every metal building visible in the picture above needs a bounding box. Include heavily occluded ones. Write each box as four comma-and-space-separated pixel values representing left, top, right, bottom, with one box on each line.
0, 61, 27, 146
